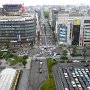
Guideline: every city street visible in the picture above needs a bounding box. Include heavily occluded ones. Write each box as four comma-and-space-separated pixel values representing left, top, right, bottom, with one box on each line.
0, 3, 90, 90
28, 9, 57, 90
29, 59, 48, 90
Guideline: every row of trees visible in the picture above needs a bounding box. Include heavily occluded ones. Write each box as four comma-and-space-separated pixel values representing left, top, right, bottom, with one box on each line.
60, 46, 86, 61
0, 49, 28, 67
44, 11, 49, 19
52, 32, 58, 45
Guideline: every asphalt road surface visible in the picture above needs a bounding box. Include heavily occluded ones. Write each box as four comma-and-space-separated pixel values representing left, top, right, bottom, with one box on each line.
27, 10, 59, 90
29, 59, 48, 90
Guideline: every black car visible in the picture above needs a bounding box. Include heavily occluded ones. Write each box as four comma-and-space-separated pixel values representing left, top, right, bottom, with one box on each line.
39, 68, 42, 73
84, 64, 89, 67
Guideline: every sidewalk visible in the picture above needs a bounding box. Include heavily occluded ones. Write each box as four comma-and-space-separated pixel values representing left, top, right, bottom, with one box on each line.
26, 57, 32, 69
0, 57, 32, 69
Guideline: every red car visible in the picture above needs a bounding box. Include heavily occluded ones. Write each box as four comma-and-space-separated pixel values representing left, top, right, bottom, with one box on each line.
77, 85, 83, 90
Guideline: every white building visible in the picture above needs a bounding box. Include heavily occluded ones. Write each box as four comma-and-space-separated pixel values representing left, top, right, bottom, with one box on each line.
0, 68, 20, 90
79, 17, 90, 47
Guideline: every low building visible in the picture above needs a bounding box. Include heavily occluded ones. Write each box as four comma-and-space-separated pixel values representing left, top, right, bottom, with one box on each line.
0, 68, 20, 90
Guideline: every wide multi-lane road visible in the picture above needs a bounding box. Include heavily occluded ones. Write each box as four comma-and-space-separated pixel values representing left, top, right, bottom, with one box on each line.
40, 20, 56, 47
28, 8, 57, 90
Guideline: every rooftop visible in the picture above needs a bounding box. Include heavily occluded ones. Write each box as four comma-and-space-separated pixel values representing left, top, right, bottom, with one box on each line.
0, 68, 16, 90
0, 13, 35, 21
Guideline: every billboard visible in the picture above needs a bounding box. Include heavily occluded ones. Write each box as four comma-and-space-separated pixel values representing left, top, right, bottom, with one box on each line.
73, 19, 80, 25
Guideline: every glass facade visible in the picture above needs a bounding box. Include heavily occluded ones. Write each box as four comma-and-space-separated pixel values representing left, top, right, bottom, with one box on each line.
58, 24, 67, 43
0, 18, 36, 44
72, 25, 80, 45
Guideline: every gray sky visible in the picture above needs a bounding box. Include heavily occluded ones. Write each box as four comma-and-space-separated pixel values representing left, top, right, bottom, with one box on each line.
0, 0, 90, 7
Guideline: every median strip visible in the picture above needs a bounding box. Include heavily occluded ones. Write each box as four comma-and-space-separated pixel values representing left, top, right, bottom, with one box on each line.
40, 58, 57, 90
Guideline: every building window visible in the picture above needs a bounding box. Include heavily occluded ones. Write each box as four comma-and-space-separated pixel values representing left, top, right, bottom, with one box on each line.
84, 20, 90, 23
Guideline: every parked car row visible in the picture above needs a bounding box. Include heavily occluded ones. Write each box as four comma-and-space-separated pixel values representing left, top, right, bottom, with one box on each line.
59, 67, 90, 90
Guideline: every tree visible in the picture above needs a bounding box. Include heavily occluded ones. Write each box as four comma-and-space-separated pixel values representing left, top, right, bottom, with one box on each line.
23, 55, 28, 59
6, 40, 10, 49
22, 59, 27, 68
52, 32, 57, 43
52, 27, 55, 31
44, 11, 49, 18
61, 49, 68, 60
72, 47, 77, 55
0, 51, 3, 59
37, 31, 40, 41
10, 59, 18, 66
62, 50, 68, 56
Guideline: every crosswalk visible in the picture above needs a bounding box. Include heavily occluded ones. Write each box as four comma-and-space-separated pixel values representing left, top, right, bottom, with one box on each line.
31, 55, 60, 60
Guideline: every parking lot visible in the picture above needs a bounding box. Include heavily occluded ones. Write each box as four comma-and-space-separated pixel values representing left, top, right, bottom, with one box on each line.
53, 62, 90, 90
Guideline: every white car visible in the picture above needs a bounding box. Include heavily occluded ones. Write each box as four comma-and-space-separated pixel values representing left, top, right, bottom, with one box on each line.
87, 86, 90, 90
40, 61, 42, 65
73, 60, 79, 62
71, 81, 76, 87
75, 78, 79, 84
72, 73, 76, 77
64, 73, 68, 77
65, 88, 69, 90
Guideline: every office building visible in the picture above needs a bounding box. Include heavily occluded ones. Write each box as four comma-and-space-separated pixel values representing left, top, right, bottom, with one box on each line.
79, 17, 90, 47
0, 4, 36, 47
0, 14, 36, 47
56, 13, 84, 46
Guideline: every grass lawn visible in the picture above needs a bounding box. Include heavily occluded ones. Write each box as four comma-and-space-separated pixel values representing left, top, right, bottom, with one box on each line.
40, 58, 57, 90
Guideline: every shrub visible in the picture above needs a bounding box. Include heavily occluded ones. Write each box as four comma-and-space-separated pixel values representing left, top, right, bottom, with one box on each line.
67, 60, 73, 63
23, 55, 28, 59
61, 55, 68, 60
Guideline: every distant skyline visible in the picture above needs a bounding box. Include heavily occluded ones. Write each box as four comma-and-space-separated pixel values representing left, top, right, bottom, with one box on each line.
0, 0, 90, 7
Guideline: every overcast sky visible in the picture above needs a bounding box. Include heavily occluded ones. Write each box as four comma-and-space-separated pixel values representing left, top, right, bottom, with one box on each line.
0, 0, 90, 7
